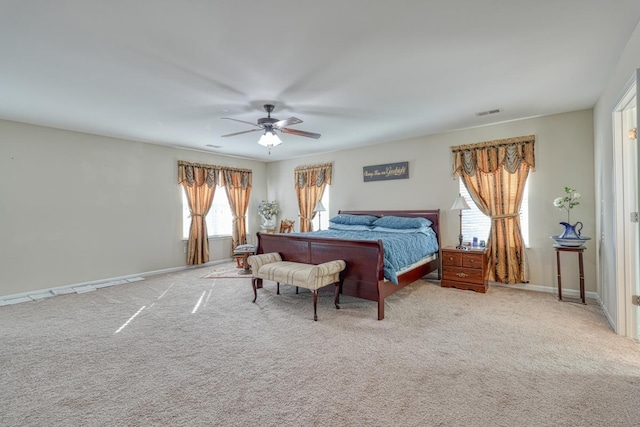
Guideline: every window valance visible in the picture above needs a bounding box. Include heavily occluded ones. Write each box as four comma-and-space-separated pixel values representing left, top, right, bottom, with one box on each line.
295, 163, 333, 189
221, 168, 252, 190
451, 135, 535, 176
178, 161, 252, 189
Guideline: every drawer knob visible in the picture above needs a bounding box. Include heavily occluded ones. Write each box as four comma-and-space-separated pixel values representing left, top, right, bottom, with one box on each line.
456, 272, 468, 278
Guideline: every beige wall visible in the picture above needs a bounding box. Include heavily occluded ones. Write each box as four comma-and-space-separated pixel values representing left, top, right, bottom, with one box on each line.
268, 110, 595, 293
0, 119, 267, 297
0, 109, 598, 302
593, 20, 640, 333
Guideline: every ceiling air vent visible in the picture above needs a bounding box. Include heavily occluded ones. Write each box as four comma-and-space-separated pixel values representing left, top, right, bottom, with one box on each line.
475, 109, 500, 117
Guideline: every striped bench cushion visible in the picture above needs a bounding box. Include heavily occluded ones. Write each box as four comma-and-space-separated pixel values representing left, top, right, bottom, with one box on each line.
248, 254, 346, 291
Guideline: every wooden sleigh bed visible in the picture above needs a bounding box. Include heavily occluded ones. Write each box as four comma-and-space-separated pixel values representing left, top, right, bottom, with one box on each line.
254, 210, 441, 320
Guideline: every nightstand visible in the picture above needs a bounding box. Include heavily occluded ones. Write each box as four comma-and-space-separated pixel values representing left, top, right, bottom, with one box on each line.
441, 247, 488, 293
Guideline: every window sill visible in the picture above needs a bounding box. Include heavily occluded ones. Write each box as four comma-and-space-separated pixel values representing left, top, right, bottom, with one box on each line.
182, 235, 232, 242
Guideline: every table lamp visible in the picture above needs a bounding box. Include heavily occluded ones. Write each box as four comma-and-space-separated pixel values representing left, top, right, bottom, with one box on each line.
451, 194, 471, 249
314, 201, 326, 230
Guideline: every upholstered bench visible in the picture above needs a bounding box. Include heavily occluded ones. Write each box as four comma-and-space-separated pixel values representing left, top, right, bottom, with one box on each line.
247, 253, 346, 321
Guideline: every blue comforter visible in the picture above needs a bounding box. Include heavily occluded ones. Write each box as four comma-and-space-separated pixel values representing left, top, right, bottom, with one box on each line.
291, 229, 439, 284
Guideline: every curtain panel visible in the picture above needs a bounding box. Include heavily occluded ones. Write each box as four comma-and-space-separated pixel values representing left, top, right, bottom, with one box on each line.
294, 163, 332, 232
178, 161, 220, 265
220, 167, 252, 250
451, 136, 535, 284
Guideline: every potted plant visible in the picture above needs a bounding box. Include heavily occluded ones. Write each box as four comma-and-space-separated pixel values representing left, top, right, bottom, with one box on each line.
552, 187, 590, 247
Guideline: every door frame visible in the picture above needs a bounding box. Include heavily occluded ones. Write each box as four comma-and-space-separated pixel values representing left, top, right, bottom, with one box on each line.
612, 71, 639, 340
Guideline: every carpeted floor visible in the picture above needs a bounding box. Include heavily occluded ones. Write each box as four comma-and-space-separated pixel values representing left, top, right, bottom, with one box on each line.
1, 264, 639, 426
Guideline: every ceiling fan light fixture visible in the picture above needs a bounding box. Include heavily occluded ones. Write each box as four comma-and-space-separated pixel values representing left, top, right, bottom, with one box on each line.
258, 130, 282, 148
221, 104, 321, 144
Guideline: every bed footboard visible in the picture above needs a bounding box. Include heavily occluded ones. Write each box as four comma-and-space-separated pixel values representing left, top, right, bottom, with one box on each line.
257, 232, 384, 284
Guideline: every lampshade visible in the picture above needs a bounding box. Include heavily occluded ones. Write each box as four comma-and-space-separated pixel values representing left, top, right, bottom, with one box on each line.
258, 130, 282, 147
450, 195, 471, 211
314, 201, 326, 212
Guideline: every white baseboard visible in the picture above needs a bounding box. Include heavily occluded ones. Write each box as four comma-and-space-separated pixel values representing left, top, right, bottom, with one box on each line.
594, 292, 617, 332
1, 264, 608, 317
0, 258, 232, 307
490, 281, 598, 301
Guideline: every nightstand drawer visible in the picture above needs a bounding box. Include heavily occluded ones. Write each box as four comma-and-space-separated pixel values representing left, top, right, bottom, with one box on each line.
462, 253, 484, 269
442, 252, 462, 267
443, 266, 485, 285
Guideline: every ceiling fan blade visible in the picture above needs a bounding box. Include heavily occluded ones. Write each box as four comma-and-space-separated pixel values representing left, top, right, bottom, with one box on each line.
281, 128, 321, 139
273, 117, 302, 128
221, 129, 261, 137
221, 117, 261, 127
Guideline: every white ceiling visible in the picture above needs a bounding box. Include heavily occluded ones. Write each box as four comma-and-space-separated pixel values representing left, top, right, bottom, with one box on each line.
2, 1, 640, 162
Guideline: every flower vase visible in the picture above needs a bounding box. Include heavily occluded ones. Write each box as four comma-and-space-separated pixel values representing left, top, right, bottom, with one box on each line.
551, 221, 591, 247
261, 217, 276, 230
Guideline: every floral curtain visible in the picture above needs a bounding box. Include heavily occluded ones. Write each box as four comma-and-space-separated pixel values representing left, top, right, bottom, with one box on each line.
452, 135, 535, 284
178, 161, 220, 265
294, 163, 332, 232
220, 167, 252, 249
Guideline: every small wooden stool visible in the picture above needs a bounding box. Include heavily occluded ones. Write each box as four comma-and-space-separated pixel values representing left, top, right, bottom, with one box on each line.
233, 244, 256, 275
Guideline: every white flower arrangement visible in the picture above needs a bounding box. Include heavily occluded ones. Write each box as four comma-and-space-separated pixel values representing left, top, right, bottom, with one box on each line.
258, 200, 280, 220
553, 187, 580, 223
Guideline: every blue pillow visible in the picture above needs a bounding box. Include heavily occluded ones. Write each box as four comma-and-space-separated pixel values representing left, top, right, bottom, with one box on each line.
329, 223, 372, 231
329, 214, 379, 226
372, 215, 433, 229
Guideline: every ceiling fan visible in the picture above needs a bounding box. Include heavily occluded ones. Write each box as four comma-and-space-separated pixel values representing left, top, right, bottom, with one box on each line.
221, 104, 321, 150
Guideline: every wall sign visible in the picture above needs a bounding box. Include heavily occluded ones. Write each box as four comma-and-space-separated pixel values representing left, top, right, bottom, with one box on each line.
363, 161, 409, 182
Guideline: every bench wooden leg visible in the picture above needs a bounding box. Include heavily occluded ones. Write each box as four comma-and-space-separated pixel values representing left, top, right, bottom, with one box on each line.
313, 290, 318, 321
251, 278, 258, 303
334, 283, 340, 310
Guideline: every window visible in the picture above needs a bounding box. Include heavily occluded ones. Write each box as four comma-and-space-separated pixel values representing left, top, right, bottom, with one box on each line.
182, 188, 233, 239
458, 179, 529, 246
312, 186, 330, 230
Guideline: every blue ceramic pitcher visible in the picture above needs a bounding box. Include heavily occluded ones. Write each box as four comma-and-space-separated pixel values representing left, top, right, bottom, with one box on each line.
559, 221, 583, 239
